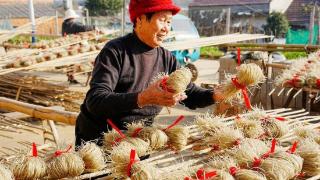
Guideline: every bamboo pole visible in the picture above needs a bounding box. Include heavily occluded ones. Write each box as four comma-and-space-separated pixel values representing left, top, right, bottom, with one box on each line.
0, 97, 78, 125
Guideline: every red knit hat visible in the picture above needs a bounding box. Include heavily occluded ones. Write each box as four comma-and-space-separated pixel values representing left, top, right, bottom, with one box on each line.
129, 0, 181, 23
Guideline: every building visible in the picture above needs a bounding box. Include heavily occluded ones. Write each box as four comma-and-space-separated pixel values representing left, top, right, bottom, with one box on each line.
188, 0, 270, 36
285, 0, 316, 29
0, 0, 63, 35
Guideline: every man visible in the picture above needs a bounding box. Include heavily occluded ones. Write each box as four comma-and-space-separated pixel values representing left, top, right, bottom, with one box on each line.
62, 9, 96, 84
62, 9, 95, 36
75, 0, 225, 147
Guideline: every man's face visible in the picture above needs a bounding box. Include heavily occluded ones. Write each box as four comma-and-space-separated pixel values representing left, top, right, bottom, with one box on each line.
136, 11, 173, 48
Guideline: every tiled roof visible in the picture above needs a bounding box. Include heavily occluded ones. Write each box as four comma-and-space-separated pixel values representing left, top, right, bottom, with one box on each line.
0, 3, 57, 18
286, 0, 312, 22
189, 0, 270, 6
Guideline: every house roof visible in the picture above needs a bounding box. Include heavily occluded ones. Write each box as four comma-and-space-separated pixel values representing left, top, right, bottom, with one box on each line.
189, 0, 270, 6
0, 3, 58, 18
285, 0, 312, 23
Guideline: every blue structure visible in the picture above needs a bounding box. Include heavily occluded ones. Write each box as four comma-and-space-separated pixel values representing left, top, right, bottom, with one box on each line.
169, 14, 200, 65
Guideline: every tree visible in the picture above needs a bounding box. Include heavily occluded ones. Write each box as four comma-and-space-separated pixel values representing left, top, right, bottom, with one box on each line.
85, 0, 122, 16
263, 12, 289, 38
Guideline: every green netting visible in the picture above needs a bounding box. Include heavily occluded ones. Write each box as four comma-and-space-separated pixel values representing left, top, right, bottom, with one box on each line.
286, 25, 319, 45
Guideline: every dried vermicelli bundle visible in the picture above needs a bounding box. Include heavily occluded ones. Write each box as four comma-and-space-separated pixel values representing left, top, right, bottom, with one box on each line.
185, 168, 234, 180
208, 156, 266, 180
165, 126, 189, 151
195, 114, 226, 135
0, 163, 14, 180
233, 169, 266, 180
223, 63, 265, 104
130, 161, 158, 180
123, 137, 150, 157
229, 144, 261, 168
104, 119, 150, 156
294, 127, 320, 144
47, 146, 85, 179
269, 151, 303, 176
240, 138, 269, 157
208, 156, 236, 170
11, 156, 47, 180
110, 149, 157, 179
78, 142, 106, 172
259, 158, 296, 180
103, 129, 124, 151
126, 122, 168, 150
261, 118, 289, 138
235, 118, 265, 139
296, 140, 320, 176
163, 67, 192, 93
11, 143, 46, 180
205, 128, 244, 150
230, 138, 271, 169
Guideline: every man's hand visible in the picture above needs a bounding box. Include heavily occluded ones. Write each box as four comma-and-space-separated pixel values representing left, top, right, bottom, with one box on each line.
137, 79, 187, 108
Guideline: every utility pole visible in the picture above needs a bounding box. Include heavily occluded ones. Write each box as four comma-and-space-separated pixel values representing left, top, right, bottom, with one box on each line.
226, 7, 231, 34
309, 2, 316, 45
121, 0, 126, 36
317, 4, 320, 45
28, 0, 36, 44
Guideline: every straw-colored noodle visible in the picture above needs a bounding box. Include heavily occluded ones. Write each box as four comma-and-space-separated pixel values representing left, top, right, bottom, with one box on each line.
78, 142, 106, 172
195, 114, 226, 135
260, 158, 296, 180
47, 152, 85, 179
296, 140, 320, 176
131, 161, 158, 180
269, 151, 303, 176
235, 118, 265, 139
208, 156, 266, 180
103, 129, 123, 151
261, 118, 289, 138
234, 169, 266, 180
166, 67, 192, 93
165, 126, 189, 151
205, 128, 244, 150
123, 137, 150, 157
127, 122, 168, 150
11, 156, 46, 180
0, 163, 13, 180
223, 63, 265, 102
294, 127, 320, 144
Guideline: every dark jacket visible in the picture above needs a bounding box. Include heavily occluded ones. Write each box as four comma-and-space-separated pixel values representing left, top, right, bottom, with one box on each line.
62, 18, 95, 35
75, 33, 215, 146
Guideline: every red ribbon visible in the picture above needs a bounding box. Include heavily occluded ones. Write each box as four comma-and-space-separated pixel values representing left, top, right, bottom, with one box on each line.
261, 138, 276, 159
161, 77, 174, 93
211, 144, 220, 151
231, 77, 251, 110
290, 141, 298, 154
196, 168, 217, 180
54, 145, 72, 157
107, 119, 126, 141
234, 139, 241, 146
229, 167, 237, 176
275, 117, 286, 121
161, 77, 168, 92
295, 172, 305, 178
237, 48, 241, 66
252, 157, 262, 168
127, 149, 137, 177
317, 79, 320, 89
32, 142, 38, 157
287, 75, 299, 88
131, 128, 143, 137
163, 115, 185, 131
